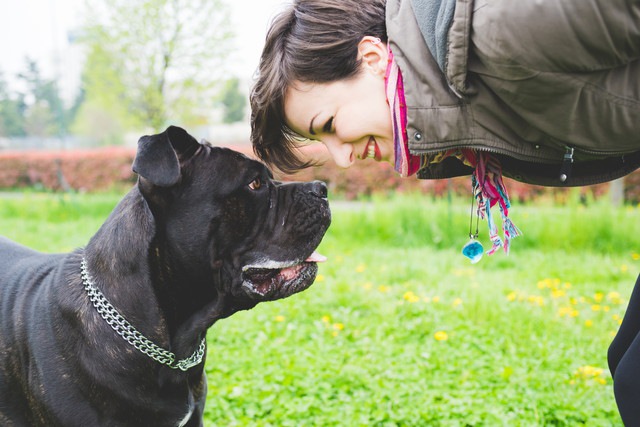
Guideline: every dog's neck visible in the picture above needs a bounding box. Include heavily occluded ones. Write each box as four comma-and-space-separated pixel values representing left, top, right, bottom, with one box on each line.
84, 188, 226, 361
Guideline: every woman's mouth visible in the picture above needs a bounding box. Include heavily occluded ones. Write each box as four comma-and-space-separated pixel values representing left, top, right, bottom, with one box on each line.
362, 137, 382, 161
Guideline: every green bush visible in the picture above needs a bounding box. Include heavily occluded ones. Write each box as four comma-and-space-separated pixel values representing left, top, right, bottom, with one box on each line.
2, 147, 640, 203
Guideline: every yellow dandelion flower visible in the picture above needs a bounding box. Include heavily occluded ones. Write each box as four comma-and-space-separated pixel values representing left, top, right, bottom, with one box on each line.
621, 264, 629, 273
558, 307, 579, 317
332, 331, 339, 337
585, 320, 593, 327
613, 314, 621, 322
355, 264, 366, 273
528, 295, 545, 306
551, 289, 566, 299
452, 298, 463, 307
432, 296, 440, 303
315, 274, 325, 282
632, 253, 640, 261
593, 292, 604, 303
507, 292, 517, 302
563, 282, 572, 289
403, 291, 420, 303
362, 282, 373, 290
591, 304, 602, 312
434, 331, 448, 341
321, 315, 331, 323
574, 365, 605, 380
378, 285, 390, 293
607, 293, 625, 305
332, 323, 345, 331
275, 315, 286, 322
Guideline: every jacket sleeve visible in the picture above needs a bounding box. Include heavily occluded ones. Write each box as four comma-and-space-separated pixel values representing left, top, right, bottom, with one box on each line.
471, 0, 640, 72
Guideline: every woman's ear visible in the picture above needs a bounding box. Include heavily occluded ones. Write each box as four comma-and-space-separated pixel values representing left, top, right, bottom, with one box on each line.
357, 36, 388, 77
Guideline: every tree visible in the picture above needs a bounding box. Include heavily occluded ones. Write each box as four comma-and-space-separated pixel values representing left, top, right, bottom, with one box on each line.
0, 60, 78, 138
79, 0, 234, 132
0, 71, 27, 137
218, 77, 246, 124
18, 61, 64, 136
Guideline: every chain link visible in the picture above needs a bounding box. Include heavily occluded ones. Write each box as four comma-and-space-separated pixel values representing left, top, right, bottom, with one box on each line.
80, 258, 205, 371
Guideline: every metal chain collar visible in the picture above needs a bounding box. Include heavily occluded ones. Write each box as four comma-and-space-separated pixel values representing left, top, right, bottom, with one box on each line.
80, 258, 205, 371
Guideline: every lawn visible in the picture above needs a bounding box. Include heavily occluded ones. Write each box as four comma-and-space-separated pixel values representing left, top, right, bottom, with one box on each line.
1, 191, 639, 426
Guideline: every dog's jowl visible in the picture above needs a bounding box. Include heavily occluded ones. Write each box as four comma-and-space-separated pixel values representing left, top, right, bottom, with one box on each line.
0, 126, 331, 426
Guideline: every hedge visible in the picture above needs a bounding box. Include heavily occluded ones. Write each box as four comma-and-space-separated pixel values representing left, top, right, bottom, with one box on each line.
0, 145, 638, 203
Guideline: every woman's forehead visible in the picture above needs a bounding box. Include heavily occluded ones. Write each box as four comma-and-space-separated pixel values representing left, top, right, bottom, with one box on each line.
283, 82, 330, 136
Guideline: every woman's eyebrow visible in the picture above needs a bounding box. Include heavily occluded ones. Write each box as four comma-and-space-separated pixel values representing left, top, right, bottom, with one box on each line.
309, 113, 320, 136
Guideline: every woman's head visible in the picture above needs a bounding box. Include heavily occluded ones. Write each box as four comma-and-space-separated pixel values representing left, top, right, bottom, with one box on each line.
250, 0, 388, 172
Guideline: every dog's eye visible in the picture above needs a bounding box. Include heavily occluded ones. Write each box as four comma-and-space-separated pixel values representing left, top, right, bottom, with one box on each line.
248, 178, 262, 191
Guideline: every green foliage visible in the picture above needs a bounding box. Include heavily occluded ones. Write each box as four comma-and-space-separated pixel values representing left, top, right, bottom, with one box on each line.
18, 60, 66, 136
78, 0, 234, 132
2, 193, 637, 426
0, 71, 27, 137
72, 39, 140, 144
0, 60, 80, 138
218, 77, 247, 123
325, 194, 640, 254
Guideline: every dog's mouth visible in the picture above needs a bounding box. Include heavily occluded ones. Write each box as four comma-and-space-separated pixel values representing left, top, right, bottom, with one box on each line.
241, 251, 326, 301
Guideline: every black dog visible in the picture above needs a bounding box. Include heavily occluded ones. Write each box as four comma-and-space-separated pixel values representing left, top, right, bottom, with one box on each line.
0, 126, 331, 426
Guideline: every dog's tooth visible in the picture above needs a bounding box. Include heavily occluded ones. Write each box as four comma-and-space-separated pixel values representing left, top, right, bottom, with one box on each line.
305, 251, 327, 263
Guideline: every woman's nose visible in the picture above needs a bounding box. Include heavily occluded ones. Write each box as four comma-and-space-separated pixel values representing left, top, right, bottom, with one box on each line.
322, 137, 353, 168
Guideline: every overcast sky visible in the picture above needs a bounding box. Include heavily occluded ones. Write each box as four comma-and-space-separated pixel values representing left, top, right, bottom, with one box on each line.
0, 0, 290, 101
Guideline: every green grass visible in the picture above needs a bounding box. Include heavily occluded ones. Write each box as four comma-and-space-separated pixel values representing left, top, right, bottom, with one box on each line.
2, 192, 639, 426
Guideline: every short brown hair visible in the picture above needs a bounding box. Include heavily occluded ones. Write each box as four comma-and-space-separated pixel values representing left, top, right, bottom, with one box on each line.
250, 0, 387, 173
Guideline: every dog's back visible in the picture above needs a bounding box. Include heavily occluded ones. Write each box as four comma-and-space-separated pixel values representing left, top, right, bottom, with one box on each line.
0, 236, 66, 292
0, 235, 40, 267
0, 236, 75, 425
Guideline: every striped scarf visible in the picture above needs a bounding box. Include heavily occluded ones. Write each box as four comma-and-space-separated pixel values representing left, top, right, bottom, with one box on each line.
385, 48, 522, 255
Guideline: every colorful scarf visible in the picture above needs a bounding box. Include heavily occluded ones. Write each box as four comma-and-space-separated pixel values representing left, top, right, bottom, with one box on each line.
385, 47, 522, 256
385, 48, 422, 177
440, 149, 522, 255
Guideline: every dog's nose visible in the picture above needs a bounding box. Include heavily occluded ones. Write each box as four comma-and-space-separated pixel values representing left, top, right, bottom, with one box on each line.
308, 180, 328, 199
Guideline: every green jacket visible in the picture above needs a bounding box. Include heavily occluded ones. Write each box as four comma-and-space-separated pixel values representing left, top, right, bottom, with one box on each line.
386, 0, 640, 186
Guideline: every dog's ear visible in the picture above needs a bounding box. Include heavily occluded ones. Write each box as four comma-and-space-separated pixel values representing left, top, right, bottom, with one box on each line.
133, 126, 200, 187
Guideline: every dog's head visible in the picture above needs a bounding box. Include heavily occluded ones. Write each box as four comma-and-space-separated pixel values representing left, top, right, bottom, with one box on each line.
132, 126, 331, 310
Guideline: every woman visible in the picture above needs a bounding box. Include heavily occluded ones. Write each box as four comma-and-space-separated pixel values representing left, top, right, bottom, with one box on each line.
250, 0, 639, 421
251, 0, 640, 255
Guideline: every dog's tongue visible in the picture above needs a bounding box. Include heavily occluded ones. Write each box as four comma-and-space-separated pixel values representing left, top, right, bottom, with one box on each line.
305, 251, 327, 263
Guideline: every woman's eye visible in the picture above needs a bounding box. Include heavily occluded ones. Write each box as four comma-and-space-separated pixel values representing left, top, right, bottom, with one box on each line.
248, 178, 262, 190
323, 117, 334, 133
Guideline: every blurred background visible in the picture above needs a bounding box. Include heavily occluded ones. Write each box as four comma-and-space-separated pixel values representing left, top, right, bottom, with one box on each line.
0, 0, 638, 204
0, 0, 287, 149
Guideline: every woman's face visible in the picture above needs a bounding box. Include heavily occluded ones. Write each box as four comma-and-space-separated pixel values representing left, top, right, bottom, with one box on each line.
283, 39, 393, 168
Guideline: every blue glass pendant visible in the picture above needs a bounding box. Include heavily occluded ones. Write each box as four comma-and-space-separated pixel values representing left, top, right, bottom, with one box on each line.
462, 238, 484, 264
